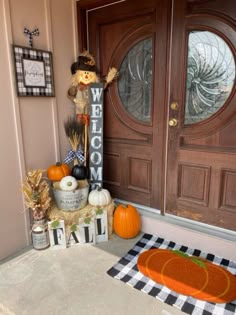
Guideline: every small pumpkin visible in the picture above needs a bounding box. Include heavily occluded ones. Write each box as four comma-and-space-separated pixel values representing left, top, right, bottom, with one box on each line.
71, 165, 88, 180
88, 186, 111, 206
47, 162, 71, 181
113, 204, 141, 239
59, 176, 78, 191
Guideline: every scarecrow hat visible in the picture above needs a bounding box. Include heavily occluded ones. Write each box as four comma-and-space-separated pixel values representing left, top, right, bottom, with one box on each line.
71, 51, 97, 74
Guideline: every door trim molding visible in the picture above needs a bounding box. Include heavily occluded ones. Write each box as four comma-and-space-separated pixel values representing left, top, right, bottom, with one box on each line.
85, 0, 126, 50
115, 198, 236, 242
163, 0, 175, 213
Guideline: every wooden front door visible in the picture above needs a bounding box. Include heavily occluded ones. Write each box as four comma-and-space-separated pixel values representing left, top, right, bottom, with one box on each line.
78, 0, 170, 209
166, 0, 236, 231
77, 0, 236, 231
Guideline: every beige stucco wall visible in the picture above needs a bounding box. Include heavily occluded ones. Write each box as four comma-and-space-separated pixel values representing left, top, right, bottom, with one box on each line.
0, 0, 77, 260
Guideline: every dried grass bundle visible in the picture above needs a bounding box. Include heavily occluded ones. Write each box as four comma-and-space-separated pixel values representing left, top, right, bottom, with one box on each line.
64, 116, 84, 153
104, 67, 119, 89
21, 169, 51, 220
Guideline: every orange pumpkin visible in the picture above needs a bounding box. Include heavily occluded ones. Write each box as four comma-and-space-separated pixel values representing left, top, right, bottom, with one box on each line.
113, 204, 141, 239
47, 162, 71, 181
137, 249, 236, 303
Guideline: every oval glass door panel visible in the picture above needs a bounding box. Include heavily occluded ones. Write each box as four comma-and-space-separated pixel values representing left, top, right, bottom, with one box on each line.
118, 37, 152, 123
185, 31, 235, 124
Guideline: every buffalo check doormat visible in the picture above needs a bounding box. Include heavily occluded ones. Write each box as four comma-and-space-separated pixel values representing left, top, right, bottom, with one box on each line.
107, 233, 236, 315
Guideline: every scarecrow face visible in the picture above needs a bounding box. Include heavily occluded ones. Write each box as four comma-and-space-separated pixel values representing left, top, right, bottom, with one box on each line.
75, 70, 97, 85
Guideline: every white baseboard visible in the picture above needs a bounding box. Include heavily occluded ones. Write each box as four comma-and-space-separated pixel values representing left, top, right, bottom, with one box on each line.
115, 199, 236, 261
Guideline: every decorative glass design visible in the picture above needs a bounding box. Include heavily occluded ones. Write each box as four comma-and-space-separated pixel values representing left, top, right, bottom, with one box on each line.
185, 31, 235, 124
118, 38, 152, 123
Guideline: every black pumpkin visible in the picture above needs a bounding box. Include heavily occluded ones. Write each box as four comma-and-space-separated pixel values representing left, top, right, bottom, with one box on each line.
71, 165, 88, 180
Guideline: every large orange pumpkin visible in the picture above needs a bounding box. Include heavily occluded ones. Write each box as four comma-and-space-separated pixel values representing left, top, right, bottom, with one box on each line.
47, 162, 71, 181
137, 249, 236, 303
113, 204, 141, 239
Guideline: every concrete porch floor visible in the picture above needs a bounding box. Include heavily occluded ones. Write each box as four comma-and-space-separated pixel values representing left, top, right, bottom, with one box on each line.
0, 233, 185, 315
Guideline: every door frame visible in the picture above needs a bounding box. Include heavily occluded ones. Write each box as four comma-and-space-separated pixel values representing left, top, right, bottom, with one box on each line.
76, 0, 127, 51
76, 0, 236, 232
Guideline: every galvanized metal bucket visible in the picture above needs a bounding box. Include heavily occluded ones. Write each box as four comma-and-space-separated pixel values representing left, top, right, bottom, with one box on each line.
52, 182, 89, 211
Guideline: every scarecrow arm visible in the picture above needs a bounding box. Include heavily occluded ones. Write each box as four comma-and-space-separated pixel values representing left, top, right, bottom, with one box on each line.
67, 86, 77, 101
104, 67, 118, 89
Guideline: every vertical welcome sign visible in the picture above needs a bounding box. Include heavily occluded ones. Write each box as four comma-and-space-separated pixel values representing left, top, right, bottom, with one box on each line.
89, 83, 104, 189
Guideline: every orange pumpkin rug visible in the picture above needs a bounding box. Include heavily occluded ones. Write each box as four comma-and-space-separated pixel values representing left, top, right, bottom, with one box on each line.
137, 248, 236, 303
107, 233, 236, 315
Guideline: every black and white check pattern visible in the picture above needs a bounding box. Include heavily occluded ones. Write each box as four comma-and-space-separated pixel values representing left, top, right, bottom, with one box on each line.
64, 149, 85, 165
13, 45, 54, 97
107, 233, 236, 315
23, 28, 40, 48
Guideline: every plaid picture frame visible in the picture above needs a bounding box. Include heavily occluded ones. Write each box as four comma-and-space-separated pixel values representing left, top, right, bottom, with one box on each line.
13, 45, 55, 97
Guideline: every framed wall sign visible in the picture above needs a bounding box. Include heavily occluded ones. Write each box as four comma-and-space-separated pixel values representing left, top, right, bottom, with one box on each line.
13, 45, 55, 97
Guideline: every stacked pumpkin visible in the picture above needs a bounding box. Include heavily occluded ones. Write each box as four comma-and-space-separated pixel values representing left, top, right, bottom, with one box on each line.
47, 162, 89, 183
47, 163, 141, 239
47, 162, 114, 212
47, 162, 89, 211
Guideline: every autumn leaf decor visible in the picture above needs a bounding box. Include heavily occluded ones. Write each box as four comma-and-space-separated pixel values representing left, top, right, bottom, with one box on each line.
96, 208, 103, 215
21, 169, 51, 221
137, 248, 236, 303
50, 220, 60, 229
70, 223, 77, 232
84, 217, 92, 225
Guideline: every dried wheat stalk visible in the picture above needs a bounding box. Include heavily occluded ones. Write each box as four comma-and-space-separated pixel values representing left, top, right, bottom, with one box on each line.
21, 169, 51, 220
64, 117, 84, 165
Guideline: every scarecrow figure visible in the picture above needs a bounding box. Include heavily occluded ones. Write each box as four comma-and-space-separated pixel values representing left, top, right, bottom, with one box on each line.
68, 51, 98, 123
67, 50, 118, 165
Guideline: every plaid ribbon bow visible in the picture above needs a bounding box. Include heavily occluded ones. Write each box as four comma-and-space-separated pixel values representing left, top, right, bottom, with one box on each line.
64, 149, 85, 164
24, 28, 40, 48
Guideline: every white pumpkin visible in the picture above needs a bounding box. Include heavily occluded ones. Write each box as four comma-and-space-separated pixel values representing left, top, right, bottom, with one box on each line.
88, 186, 111, 206
59, 176, 78, 191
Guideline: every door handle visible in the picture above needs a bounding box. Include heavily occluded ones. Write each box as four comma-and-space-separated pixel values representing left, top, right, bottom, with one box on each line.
168, 118, 178, 127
